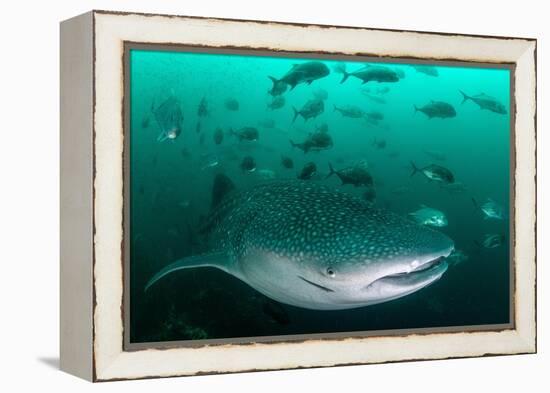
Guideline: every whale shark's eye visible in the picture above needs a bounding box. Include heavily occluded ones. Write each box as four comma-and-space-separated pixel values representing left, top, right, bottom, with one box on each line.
326, 267, 335, 278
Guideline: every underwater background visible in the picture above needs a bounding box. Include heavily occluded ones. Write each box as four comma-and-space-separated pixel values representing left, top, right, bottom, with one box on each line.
129, 48, 511, 343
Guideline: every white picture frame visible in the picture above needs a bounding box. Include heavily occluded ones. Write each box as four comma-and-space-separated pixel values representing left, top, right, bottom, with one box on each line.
60, 10, 536, 382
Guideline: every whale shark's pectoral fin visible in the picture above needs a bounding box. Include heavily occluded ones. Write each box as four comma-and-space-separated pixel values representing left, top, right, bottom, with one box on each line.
144, 251, 229, 292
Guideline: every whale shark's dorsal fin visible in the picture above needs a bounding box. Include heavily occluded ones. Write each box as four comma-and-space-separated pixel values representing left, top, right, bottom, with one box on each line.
211, 173, 235, 209
144, 252, 229, 291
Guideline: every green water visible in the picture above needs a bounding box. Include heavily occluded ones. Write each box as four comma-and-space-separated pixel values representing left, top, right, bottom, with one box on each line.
129, 48, 510, 343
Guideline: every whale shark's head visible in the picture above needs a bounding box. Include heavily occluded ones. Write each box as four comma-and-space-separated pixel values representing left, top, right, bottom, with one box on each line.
283, 221, 454, 309
233, 182, 454, 310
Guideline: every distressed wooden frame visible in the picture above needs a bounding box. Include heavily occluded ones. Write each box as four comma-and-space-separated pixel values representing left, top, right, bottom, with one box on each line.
60, 10, 537, 382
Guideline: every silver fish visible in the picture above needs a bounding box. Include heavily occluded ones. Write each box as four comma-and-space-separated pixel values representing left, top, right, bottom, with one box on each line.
460, 91, 507, 114
197, 96, 209, 117
335, 63, 400, 84
333, 104, 366, 118
472, 198, 506, 220
440, 182, 467, 195
256, 169, 277, 180
225, 98, 239, 111
481, 233, 506, 249
361, 90, 387, 104
409, 205, 448, 227
313, 88, 329, 101
414, 101, 456, 119
292, 98, 325, 123
447, 249, 469, 267
413, 65, 439, 77
267, 96, 285, 110
200, 154, 219, 171
270, 61, 330, 91
326, 161, 373, 187
152, 96, 184, 142
290, 130, 333, 153
411, 162, 455, 184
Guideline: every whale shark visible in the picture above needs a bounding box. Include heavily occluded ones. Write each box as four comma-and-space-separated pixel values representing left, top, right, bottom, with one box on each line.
145, 176, 454, 310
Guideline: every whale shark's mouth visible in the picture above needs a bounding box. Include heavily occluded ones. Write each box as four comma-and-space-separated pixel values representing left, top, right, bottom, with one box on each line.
392, 256, 446, 276
297, 255, 449, 296
298, 275, 335, 292
368, 255, 449, 290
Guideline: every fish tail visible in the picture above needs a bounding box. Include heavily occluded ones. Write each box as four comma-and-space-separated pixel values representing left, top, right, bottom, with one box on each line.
326, 162, 337, 179
292, 106, 300, 123
410, 161, 420, 177
333, 63, 349, 83
268, 76, 280, 93
340, 72, 350, 84
157, 132, 168, 142
460, 90, 470, 104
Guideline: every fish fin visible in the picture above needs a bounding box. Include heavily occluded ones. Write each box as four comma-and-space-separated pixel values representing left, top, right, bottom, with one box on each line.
460, 90, 471, 104
306, 80, 313, 85
471, 197, 479, 209
268, 76, 281, 94
262, 299, 290, 325
145, 252, 230, 291
333, 63, 349, 83
326, 162, 336, 179
333, 104, 338, 112
292, 107, 300, 123
157, 132, 169, 142
410, 161, 420, 177
413, 105, 419, 114
289, 82, 298, 90
335, 71, 347, 83
473, 240, 482, 251
211, 173, 235, 209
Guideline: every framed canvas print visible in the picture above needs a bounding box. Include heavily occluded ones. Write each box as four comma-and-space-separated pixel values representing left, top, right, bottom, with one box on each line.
60, 10, 537, 382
